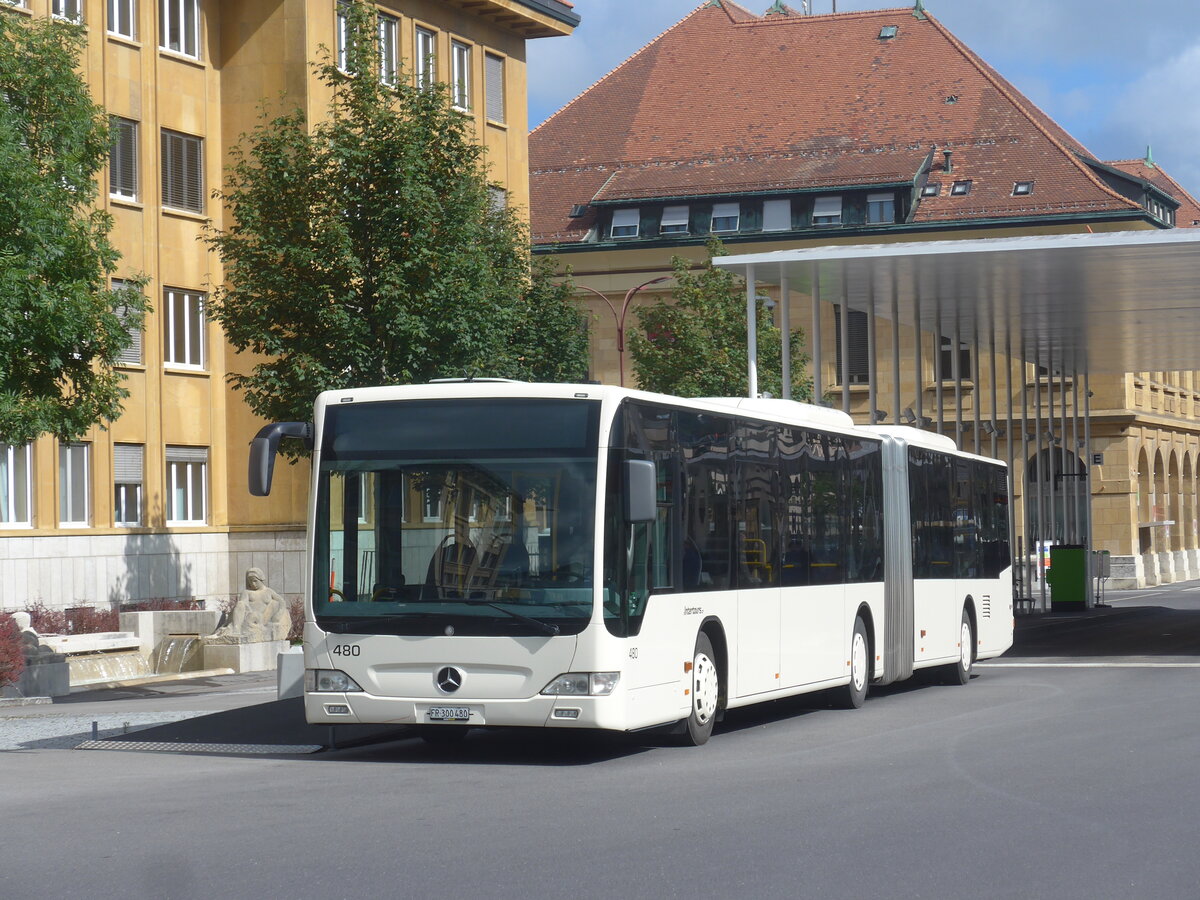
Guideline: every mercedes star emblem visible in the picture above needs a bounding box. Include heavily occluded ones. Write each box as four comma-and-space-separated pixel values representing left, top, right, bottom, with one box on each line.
436, 666, 463, 693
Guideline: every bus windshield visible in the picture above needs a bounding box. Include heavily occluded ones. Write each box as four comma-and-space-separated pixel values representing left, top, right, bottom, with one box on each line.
313, 398, 600, 637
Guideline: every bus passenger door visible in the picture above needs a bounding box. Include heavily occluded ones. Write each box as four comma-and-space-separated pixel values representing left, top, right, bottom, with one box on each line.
734, 427, 782, 697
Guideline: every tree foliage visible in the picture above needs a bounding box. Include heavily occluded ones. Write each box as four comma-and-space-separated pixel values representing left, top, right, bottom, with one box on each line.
207, 0, 588, 427
0, 16, 146, 444
629, 238, 812, 400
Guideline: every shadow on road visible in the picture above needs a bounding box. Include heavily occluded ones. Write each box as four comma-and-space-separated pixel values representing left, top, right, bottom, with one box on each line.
1010, 604, 1200, 658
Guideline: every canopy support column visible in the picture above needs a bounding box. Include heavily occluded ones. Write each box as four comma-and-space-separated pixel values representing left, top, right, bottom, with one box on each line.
746, 264, 758, 399
811, 264, 823, 403
780, 267, 791, 400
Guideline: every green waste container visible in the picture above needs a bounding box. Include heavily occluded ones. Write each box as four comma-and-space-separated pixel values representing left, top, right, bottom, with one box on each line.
1046, 544, 1088, 607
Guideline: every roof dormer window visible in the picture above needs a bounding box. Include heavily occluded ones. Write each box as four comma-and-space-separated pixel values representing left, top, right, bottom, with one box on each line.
1012, 181, 1034, 196
660, 205, 689, 234
611, 208, 640, 238
812, 195, 842, 226
950, 180, 972, 196
710, 202, 740, 233
920, 182, 940, 197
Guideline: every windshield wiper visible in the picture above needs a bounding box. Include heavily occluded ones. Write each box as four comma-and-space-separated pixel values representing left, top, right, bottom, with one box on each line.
322, 613, 438, 633
458, 599, 560, 637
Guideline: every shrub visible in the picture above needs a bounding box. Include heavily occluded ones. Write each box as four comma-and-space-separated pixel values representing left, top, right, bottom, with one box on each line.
121, 598, 202, 612
288, 597, 304, 644
0, 614, 25, 689
24, 601, 66, 635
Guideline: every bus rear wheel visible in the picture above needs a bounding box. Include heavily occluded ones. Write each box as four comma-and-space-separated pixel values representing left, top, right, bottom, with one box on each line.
680, 632, 720, 746
837, 616, 870, 709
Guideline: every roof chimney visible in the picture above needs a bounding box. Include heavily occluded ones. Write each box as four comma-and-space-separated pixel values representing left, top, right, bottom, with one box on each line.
942, 149, 953, 173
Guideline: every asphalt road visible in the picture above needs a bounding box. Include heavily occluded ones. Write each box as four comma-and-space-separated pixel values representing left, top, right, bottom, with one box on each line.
4, 586, 1200, 899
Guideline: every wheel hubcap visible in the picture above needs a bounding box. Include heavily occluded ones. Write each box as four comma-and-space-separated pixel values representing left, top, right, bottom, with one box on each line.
960, 622, 972, 671
851, 632, 867, 692
693, 652, 719, 725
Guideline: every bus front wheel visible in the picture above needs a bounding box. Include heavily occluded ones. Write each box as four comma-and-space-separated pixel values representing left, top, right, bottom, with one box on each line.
681, 632, 720, 746
943, 609, 975, 685
837, 616, 870, 709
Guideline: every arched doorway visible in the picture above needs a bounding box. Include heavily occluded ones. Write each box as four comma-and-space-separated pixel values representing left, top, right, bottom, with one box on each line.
1025, 445, 1087, 547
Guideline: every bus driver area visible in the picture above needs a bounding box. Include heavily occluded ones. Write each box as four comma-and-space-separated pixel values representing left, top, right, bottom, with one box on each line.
249, 380, 1013, 746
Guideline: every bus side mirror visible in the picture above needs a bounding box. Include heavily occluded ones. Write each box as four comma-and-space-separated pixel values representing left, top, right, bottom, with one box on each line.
249, 422, 312, 496
624, 459, 657, 523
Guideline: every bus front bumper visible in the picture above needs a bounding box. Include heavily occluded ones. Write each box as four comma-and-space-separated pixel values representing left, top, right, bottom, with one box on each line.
305, 691, 630, 731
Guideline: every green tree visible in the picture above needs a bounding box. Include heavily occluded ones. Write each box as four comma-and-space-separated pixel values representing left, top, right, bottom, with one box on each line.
0, 16, 147, 444
629, 237, 811, 400
207, 0, 588, 428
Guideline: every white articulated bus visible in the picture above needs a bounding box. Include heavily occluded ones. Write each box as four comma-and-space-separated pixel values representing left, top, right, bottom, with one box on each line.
250, 381, 1013, 745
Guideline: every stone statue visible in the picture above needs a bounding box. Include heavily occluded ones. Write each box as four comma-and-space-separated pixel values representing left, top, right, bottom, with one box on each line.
12, 612, 64, 663
208, 568, 292, 644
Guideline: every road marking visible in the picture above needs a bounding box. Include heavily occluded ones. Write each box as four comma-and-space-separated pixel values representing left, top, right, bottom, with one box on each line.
982, 662, 1200, 668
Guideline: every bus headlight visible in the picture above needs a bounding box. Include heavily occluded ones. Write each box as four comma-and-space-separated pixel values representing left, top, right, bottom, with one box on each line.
541, 672, 620, 696
305, 669, 363, 693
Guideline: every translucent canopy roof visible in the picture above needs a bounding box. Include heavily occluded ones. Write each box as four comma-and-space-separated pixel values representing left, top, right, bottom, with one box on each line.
714, 230, 1200, 374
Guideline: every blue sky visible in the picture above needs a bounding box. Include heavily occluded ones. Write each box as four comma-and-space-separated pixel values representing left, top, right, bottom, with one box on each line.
527, 0, 1200, 199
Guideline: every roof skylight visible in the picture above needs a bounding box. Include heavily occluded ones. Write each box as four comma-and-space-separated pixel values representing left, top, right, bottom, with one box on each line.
879, 26, 898, 39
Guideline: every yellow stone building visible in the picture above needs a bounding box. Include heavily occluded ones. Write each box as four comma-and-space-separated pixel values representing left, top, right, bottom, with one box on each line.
0, 0, 577, 611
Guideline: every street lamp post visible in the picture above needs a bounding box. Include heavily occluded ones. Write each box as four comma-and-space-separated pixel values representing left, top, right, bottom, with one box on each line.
571, 276, 670, 387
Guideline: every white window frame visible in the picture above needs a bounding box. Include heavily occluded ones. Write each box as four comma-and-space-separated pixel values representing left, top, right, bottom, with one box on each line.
160, 129, 204, 213
59, 442, 90, 527
165, 446, 207, 525
451, 40, 471, 111
484, 52, 505, 123
422, 483, 442, 522
335, 1, 349, 72
108, 0, 136, 39
0, 443, 33, 528
866, 191, 895, 225
114, 443, 144, 527
611, 208, 640, 239
164, 287, 205, 369
377, 13, 398, 87
110, 117, 139, 201
415, 26, 436, 89
660, 205, 689, 235
812, 195, 842, 225
52, 0, 83, 23
160, 0, 200, 59
710, 202, 740, 233
762, 198, 791, 232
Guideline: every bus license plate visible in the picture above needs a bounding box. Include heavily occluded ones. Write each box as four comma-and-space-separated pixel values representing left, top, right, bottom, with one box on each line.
428, 706, 471, 722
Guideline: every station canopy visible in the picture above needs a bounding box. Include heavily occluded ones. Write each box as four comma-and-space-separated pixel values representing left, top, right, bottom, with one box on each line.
714, 229, 1200, 374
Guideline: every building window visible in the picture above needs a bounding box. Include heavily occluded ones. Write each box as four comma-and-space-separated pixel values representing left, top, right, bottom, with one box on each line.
161, 129, 204, 213
52, 0, 82, 22
335, 1, 349, 71
920, 182, 940, 198
866, 191, 895, 224
108, 0, 136, 39
812, 195, 842, 226
114, 443, 144, 526
610, 208, 639, 238
160, 0, 200, 59
422, 483, 442, 522
834, 305, 869, 385
113, 280, 144, 365
484, 52, 505, 123
451, 40, 471, 110
377, 13, 398, 86
939, 335, 972, 380
166, 446, 207, 524
415, 26, 435, 89
59, 442, 90, 527
660, 205, 689, 234
1012, 181, 1033, 196
164, 287, 205, 368
488, 185, 507, 213
110, 117, 138, 201
950, 180, 972, 196
711, 201, 740, 233
762, 198, 791, 232
0, 443, 32, 527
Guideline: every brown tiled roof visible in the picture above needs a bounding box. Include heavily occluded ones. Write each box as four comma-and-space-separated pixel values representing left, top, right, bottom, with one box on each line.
530, 3, 1143, 244
1107, 159, 1200, 228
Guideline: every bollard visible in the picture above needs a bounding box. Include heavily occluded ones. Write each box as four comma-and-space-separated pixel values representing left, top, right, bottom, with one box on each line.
92, 721, 98, 740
